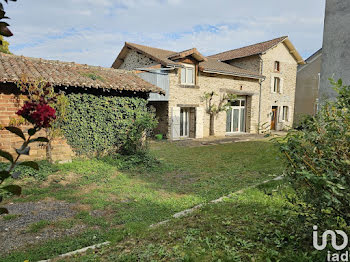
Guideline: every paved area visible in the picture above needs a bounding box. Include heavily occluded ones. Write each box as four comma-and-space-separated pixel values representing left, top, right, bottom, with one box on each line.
171, 133, 285, 147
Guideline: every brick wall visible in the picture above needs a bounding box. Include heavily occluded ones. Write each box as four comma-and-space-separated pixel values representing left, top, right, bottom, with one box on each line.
0, 84, 75, 162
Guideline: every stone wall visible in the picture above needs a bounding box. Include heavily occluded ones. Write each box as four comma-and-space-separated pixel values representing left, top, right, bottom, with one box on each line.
119, 50, 158, 70
167, 71, 260, 137
148, 101, 168, 137
260, 42, 298, 131
0, 84, 75, 162
227, 55, 261, 73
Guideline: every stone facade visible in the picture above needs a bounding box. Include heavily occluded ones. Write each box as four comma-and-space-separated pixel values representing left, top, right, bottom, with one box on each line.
227, 42, 297, 131
119, 50, 158, 70
167, 71, 260, 137
0, 84, 75, 162
117, 41, 298, 139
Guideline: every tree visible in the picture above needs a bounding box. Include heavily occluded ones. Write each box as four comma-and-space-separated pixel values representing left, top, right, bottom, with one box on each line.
0, 35, 11, 54
201, 92, 236, 136
0, 0, 16, 38
16, 76, 68, 163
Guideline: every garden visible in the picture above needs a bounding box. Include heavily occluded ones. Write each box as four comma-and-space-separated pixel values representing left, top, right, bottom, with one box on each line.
0, 80, 349, 261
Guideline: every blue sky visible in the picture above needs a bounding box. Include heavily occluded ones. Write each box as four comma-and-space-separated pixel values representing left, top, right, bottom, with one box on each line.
5, 0, 326, 67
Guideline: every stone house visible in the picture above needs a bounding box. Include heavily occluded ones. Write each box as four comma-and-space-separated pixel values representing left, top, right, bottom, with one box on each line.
112, 36, 305, 140
0, 53, 162, 162
294, 49, 322, 125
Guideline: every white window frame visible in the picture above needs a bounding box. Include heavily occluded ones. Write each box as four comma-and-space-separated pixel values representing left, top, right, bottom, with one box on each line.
273, 77, 280, 93
282, 106, 289, 122
181, 64, 195, 85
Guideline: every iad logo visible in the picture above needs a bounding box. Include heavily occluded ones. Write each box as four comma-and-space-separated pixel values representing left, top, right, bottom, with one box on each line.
313, 225, 349, 262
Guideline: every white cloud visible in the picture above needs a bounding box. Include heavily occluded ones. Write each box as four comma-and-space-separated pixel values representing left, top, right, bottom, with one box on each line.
5, 0, 326, 67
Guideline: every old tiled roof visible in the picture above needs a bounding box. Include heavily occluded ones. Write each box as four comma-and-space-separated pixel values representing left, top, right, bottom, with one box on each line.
209, 36, 288, 61
113, 42, 263, 79
200, 58, 262, 78
0, 53, 164, 94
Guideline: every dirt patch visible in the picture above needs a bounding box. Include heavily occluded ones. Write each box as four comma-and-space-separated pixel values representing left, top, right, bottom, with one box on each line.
0, 200, 82, 254
41, 172, 81, 187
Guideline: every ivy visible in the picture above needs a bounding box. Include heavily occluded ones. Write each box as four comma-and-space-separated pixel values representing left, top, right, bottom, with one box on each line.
59, 93, 157, 156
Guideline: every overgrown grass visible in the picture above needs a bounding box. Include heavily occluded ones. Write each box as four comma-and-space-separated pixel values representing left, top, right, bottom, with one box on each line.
1, 141, 286, 261
63, 180, 328, 262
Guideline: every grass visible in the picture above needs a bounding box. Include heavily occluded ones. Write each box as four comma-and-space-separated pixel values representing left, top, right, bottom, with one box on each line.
61, 181, 327, 262
1, 214, 20, 221
1, 141, 286, 261
26, 220, 51, 233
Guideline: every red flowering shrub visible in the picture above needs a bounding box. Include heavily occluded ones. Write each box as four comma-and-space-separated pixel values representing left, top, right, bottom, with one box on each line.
17, 102, 56, 128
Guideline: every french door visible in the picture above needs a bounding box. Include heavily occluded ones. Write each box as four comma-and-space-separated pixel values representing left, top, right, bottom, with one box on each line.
226, 98, 246, 133
180, 108, 190, 137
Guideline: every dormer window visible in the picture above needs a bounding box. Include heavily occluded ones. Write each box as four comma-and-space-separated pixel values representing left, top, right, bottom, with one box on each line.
274, 61, 280, 72
181, 64, 195, 85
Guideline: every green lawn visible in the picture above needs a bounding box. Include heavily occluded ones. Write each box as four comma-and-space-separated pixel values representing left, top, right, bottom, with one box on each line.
1, 141, 287, 261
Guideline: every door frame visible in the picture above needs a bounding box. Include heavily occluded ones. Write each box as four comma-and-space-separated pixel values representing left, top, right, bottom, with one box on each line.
226, 97, 246, 133
271, 106, 278, 130
180, 107, 190, 138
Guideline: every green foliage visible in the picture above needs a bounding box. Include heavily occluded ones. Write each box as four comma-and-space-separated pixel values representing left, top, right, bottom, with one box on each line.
81, 72, 104, 82
0, 35, 11, 54
277, 79, 350, 226
0, 160, 59, 180
59, 93, 157, 156
0, 126, 49, 214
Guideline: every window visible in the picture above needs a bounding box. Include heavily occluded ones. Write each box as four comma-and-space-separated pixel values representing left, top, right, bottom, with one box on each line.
282, 106, 289, 121
274, 61, 280, 72
273, 77, 281, 93
181, 65, 195, 85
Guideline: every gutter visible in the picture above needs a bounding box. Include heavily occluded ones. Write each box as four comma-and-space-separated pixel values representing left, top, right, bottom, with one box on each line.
257, 55, 266, 133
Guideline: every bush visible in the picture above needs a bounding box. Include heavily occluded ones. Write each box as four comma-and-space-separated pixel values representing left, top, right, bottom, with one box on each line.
278, 79, 350, 226
59, 93, 157, 156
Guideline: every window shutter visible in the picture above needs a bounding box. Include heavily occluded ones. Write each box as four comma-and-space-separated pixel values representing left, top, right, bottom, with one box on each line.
181, 68, 186, 84
280, 78, 284, 94
271, 76, 275, 93
195, 107, 204, 138
171, 107, 181, 140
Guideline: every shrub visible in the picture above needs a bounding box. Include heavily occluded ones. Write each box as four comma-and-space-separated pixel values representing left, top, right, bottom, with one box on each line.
278, 79, 350, 225
59, 93, 157, 156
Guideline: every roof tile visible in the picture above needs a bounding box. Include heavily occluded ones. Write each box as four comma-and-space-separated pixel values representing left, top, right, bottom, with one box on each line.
0, 53, 163, 94
209, 36, 288, 61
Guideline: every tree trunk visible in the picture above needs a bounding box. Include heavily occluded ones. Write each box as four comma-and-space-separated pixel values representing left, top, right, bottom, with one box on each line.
45, 128, 53, 163
209, 113, 215, 136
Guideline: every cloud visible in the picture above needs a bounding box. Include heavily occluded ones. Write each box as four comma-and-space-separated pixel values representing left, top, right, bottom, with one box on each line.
5, 0, 326, 67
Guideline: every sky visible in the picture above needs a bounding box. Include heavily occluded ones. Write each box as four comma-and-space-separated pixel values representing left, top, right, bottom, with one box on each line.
5, 0, 326, 67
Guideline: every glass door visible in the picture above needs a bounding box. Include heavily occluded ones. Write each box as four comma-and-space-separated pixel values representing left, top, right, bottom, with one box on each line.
226, 98, 246, 133
180, 108, 189, 137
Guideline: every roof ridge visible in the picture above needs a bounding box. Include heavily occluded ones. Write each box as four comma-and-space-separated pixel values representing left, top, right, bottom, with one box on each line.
126, 42, 176, 54
1, 53, 132, 73
209, 36, 288, 58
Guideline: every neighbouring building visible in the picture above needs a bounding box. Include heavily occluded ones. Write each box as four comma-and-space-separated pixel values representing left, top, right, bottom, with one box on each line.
112, 36, 305, 140
294, 49, 322, 124
319, 0, 350, 102
0, 53, 162, 162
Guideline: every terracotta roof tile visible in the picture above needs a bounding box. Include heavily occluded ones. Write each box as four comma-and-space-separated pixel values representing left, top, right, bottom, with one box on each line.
0, 53, 164, 94
209, 36, 288, 61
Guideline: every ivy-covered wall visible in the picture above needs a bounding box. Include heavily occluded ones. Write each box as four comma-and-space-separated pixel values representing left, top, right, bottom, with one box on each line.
60, 93, 156, 156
